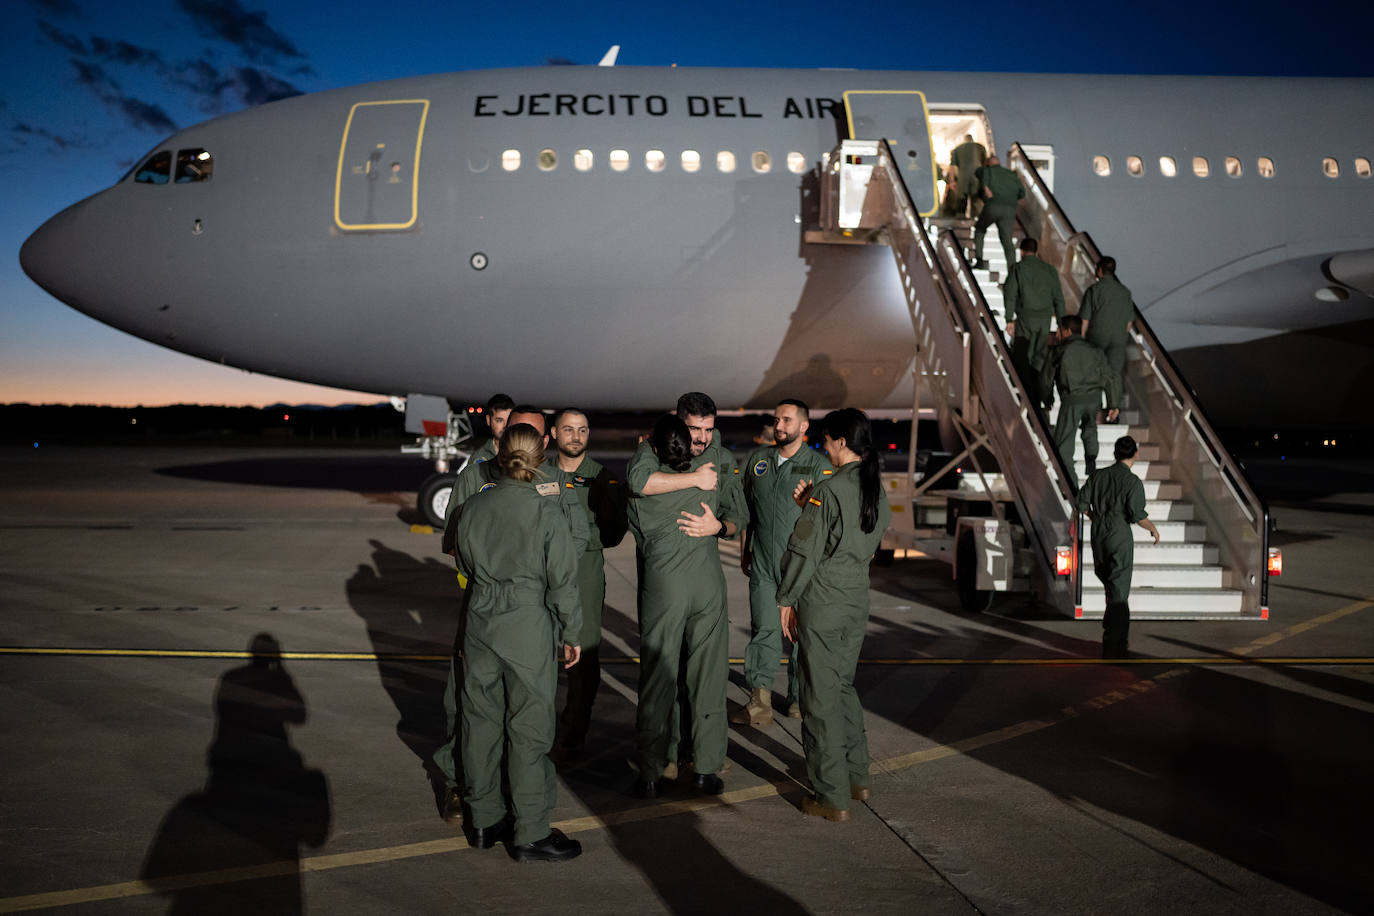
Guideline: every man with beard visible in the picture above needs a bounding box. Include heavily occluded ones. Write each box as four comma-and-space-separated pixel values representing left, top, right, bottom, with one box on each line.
734, 399, 830, 726
550, 409, 628, 758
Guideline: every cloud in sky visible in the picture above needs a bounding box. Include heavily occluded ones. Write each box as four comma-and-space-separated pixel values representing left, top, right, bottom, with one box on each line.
175, 0, 310, 68
27, 0, 79, 17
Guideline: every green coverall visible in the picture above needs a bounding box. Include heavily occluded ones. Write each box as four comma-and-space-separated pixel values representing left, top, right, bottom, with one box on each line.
950, 139, 986, 213
1002, 253, 1066, 406
972, 164, 1025, 270
557, 456, 629, 748
741, 443, 832, 706
627, 438, 743, 780
1079, 273, 1134, 378
453, 477, 581, 845
1076, 461, 1148, 656
777, 461, 891, 812
434, 460, 588, 793
1040, 337, 1122, 491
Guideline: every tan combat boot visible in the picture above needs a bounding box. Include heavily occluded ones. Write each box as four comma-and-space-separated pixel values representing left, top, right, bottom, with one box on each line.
729, 686, 773, 726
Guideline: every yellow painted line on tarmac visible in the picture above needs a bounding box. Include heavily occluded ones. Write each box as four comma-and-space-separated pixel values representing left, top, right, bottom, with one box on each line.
3, 647, 1373, 667
3, 600, 1372, 911
410, 524, 435, 534
1230, 598, 1372, 656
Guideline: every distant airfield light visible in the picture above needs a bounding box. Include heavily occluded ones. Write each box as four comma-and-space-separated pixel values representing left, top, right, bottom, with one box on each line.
131, 418, 137, 425
283, 414, 290, 421
33, 442, 38, 448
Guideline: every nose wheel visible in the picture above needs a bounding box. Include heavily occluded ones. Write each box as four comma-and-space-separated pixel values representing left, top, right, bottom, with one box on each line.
418, 473, 456, 528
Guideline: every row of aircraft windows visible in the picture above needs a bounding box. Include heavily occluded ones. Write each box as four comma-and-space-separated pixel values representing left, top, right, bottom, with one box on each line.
500, 148, 809, 175
1092, 154, 1374, 179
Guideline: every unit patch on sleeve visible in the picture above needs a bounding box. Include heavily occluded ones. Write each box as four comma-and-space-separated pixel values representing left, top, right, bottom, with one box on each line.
478, 482, 497, 493
753, 459, 769, 477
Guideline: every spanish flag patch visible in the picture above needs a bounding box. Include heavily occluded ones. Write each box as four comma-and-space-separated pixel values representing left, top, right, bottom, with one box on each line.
821, 469, 833, 475
808, 496, 823, 507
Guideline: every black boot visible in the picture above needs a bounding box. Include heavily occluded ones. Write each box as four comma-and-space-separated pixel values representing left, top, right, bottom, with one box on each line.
511, 828, 582, 863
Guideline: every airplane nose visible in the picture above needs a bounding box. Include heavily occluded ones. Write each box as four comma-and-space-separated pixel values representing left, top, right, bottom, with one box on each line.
20, 205, 83, 307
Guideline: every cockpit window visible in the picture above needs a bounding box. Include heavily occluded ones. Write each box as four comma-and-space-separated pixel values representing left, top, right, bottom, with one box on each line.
134, 151, 172, 185
175, 148, 214, 183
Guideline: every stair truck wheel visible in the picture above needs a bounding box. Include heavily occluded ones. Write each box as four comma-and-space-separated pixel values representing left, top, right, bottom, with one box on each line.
418, 473, 456, 529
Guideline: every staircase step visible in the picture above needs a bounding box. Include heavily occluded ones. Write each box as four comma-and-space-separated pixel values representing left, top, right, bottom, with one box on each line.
1082, 563, 1225, 589
1083, 519, 1205, 542
1073, 442, 1161, 462
1073, 460, 1170, 480
1087, 541, 1219, 565
1078, 587, 1245, 617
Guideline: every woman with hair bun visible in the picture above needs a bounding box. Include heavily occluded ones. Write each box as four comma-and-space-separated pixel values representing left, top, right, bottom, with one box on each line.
777, 408, 891, 822
453, 422, 584, 863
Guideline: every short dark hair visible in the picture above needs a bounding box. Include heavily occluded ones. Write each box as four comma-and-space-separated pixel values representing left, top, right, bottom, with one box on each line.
1019, 237, 1038, 253
552, 407, 587, 428
487, 393, 515, 412
1063, 314, 1084, 335
508, 404, 546, 433
777, 397, 810, 420
1098, 256, 1117, 275
676, 391, 717, 420
1114, 435, 1138, 461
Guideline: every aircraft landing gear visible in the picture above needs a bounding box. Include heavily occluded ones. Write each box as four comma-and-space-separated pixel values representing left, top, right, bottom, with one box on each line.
418, 472, 456, 529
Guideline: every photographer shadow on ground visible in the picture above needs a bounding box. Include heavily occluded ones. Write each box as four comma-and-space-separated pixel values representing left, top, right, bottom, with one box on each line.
141, 633, 331, 914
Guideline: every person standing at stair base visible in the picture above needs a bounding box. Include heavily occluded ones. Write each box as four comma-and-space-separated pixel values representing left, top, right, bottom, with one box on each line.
1040, 315, 1121, 490
1077, 435, 1161, 659
971, 154, 1024, 273
1003, 237, 1066, 407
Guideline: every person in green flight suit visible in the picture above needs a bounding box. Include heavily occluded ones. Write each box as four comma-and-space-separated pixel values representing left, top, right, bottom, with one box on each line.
734, 398, 831, 726
438, 392, 514, 556
949, 133, 986, 217
1078, 256, 1134, 382
971, 154, 1025, 272
1040, 316, 1122, 490
1003, 237, 1067, 408
626, 391, 746, 781
452, 423, 584, 862
778, 408, 891, 822
626, 405, 743, 799
1076, 435, 1160, 659
433, 406, 588, 826
549, 408, 629, 758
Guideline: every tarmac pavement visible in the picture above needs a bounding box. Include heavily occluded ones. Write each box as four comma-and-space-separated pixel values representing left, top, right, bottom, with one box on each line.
1, 446, 1371, 915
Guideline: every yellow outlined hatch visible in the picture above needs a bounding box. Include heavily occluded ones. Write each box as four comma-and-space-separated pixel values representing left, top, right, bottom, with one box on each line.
334, 99, 429, 231
842, 90, 940, 218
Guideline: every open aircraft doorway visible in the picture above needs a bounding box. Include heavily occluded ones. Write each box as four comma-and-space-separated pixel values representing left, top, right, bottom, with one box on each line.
926, 106, 994, 201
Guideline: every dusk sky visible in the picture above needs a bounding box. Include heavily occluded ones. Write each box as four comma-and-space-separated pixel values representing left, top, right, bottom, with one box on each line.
4, 0, 1372, 407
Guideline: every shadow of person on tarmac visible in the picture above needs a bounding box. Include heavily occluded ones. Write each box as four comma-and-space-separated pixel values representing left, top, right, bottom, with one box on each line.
345, 539, 460, 792
141, 633, 331, 914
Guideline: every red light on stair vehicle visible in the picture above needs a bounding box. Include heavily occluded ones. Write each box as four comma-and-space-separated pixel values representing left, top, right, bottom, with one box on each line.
1267, 548, 1282, 576
1055, 546, 1072, 576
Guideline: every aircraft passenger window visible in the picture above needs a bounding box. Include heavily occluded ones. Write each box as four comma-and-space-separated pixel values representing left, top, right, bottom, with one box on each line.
1192, 156, 1209, 178
1225, 156, 1242, 177
681, 150, 701, 173
717, 151, 736, 173
175, 148, 213, 183
787, 152, 806, 174
1357, 157, 1372, 178
1126, 156, 1144, 177
609, 149, 629, 172
1322, 157, 1340, 178
752, 151, 771, 173
1092, 155, 1110, 177
538, 149, 557, 171
645, 150, 666, 172
1258, 157, 1275, 178
501, 149, 521, 171
1159, 156, 1177, 177
134, 150, 172, 185
574, 148, 593, 171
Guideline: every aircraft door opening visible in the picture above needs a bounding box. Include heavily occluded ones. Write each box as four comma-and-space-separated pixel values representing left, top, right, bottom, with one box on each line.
335, 99, 430, 231
925, 106, 994, 206
843, 90, 938, 216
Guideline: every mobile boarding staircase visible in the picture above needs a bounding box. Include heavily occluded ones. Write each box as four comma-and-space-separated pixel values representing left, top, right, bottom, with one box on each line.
814, 139, 1275, 620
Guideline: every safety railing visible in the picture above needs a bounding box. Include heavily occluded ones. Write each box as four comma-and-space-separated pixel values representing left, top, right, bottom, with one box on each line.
872, 141, 1081, 611
1007, 142, 1272, 614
